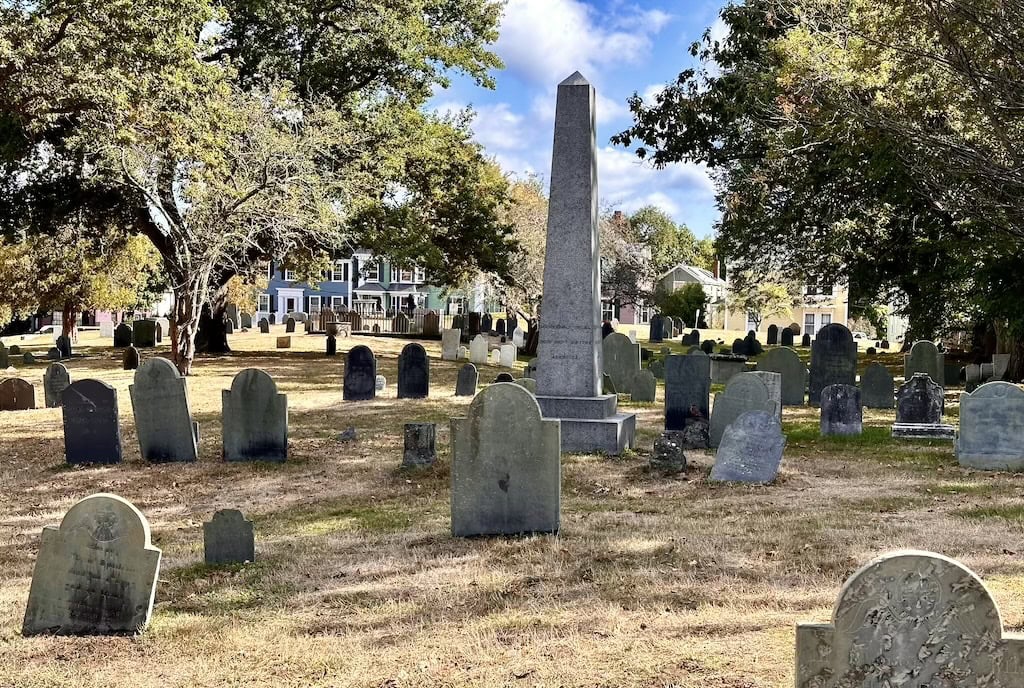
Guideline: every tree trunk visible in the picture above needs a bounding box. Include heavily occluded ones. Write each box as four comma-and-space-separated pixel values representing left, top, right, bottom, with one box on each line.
61, 302, 79, 341
171, 276, 206, 376
1004, 332, 1024, 382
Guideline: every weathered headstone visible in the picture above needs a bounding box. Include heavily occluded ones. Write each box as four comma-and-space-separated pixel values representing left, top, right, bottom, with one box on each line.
469, 334, 489, 365
222, 368, 288, 462
750, 371, 782, 420
957, 382, 1024, 470
795, 550, 1024, 686
808, 323, 857, 406
0, 377, 35, 410
801, 333, 812, 347
22, 493, 161, 636
343, 345, 376, 401
403, 423, 437, 468
132, 320, 157, 348
22, 351, 35, 364
820, 384, 862, 436
893, 373, 954, 439
269, 313, 276, 325
495, 372, 515, 383
9, 344, 21, 354
860, 362, 894, 409
129, 358, 198, 462
240, 312, 253, 329
780, 327, 795, 347
451, 383, 560, 536
285, 317, 296, 333
665, 353, 710, 432
490, 348, 501, 366
630, 369, 657, 402
203, 509, 254, 565
710, 353, 747, 384
499, 344, 516, 368
515, 377, 537, 394
99, 321, 115, 338
744, 331, 764, 356
480, 313, 492, 334
398, 343, 429, 399
766, 324, 779, 346
993, 353, 1011, 380
259, 318, 270, 334
123, 345, 140, 370
709, 411, 786, 483
441, 329, 460, 361
709, 372, 778, 447
43, 362, 71, 408
455, 363, 479, 397
651, 433, 686, 473
731, 337, 746, 356
602, 332, 640, 393
756, 347, 806, 405
392, 312, 410, 333
225, 303, 241, 329
62, 380, 122, 465
468, 312, 482, 336
602, 372, 616, 395
649, 314, 665, 343
276, 336, 291, 349
55, 335, 72, 359
114, 323, 133, 348
225, 319, 234, 335
46, 347, 61, 361
700, 339, 715, 354
905, 340, 944, 387
422, 311, 440, 337
326, 335, 337, 356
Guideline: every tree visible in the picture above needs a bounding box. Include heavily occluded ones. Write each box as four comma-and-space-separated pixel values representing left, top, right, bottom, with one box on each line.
654, 282, 709, 328
727, 271, 803, 332
627, 205, 708, 273
600, 210, 656, 310
491, 176, 548, 316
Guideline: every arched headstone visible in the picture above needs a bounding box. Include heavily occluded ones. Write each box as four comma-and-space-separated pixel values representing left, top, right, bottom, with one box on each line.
766, 324, 779, 346
820, 384, 862, 436
808, 323, 857, 406
397, 343, 429, 399
665, 353, 711, 433
602, 332, 640, 393
113, 323, 133, 348
709, 372, 777, 447
860, 362, 894, 409
222, 369, 288, 462
756, 347, 806, 405
709, 410, 785, 483
905, 340, 944, 387
123, 345, 140, 371
343, 345, 376, 401
43, 363, 71, 408
0, 378, 36, 410
957, 382, 1024, 470
129, 358, 198, 462
455, 363, 479, 396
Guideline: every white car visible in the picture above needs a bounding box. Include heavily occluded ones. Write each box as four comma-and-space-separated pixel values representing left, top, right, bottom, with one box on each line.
852, 331, 869, 340
33, 325, 58, 335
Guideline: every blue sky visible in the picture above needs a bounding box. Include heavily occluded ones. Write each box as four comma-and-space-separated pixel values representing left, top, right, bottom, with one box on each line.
430, 0, 729, 238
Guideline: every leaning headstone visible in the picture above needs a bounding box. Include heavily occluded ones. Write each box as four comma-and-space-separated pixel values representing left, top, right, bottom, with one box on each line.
55, 335, 72, 359
441, 329, 460, 361
602, 373, 616, 395
957, 382, 1024, 470
129, 358, 198, 462
780, 327, 795, 347
403, 423, 437, 468
750, 371, 782, 420
709, 372, 777, 447
326, 335, 337, 356
259, 318, 270, 334
756, 347, 806, 405
649, 314, 665, 343
455, 363, 479, 397
795, 550, 1024, 685
222, 369, 288, 462
132, 319, 157, 348
398, 343, 429, 399
203, 509, 254, 565
630, 369, 657, 403
422, 311, 440, 337
709, 411, 786, 483
993, 353, 1011, 380
285, 317, 296, 333
450, 383, 560, 537
62, 380, 122, 465
0, 378, 35, 410
665, 353, 710, 432
893, 373, 954, 439
808, 323, 857, 406
820, 384, 862, 436
602, 332, 641, 393
469, 334, 488, 365
43, 362, 71, 408
766, 324, 779, 346
276, 336, 291, 349
113, 323, 133, 348
343, 345, 376, 401
905, 340, 944, 387
22, 493, 161, 636
860, 362, 894, 409
122, 345, 140, 370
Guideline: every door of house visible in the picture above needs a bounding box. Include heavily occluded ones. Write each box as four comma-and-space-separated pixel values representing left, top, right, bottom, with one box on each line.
286, 297, 297, 313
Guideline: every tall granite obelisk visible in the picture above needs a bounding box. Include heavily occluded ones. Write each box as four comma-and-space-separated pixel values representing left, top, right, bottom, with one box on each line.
534, 72, 636, 454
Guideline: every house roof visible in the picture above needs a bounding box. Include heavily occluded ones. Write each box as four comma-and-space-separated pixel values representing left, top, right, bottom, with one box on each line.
659, 264, 728, 287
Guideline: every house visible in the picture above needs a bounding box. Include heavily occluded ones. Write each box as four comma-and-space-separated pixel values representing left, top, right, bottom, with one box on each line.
656, 264, 730, 326
722, 281, 851, 336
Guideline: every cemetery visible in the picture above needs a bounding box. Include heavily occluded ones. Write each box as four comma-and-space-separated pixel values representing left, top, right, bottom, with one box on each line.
4, 1, 1024, 686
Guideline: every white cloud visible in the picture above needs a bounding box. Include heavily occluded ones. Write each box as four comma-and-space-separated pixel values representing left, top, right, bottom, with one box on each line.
709, 16, 730, 47
642, 83, 665, 103
597, 145, 715, 216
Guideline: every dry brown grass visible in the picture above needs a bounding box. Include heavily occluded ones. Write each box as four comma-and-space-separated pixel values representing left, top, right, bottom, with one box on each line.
2, 330, 1024, 688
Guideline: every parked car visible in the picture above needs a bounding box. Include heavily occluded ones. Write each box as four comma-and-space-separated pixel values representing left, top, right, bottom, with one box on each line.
33, 325, 57, 335
852, 331, 869, 340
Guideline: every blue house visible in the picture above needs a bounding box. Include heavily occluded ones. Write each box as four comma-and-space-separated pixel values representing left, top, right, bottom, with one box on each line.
258, 258, 353, 322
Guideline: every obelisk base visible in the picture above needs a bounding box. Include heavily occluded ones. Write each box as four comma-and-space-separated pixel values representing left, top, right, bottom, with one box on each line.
535, 395, 637, 455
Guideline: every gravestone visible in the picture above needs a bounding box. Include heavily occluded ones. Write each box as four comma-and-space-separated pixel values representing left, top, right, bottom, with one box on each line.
866, 346, 876, 355
422, 311, 440, 337
709, 411, 786, 483
490, 349, 501, 366
672, 317, 684, 337
602, 373, 616, 395
700, 340, 715, 354
993, 353, 1011, 380
630, 369, 657, 403
240, 312, 253, 329
469, 334, 488, 365
22, 493, 161, 636
223, 369, 288, 462
155, 318, 169, 343
495, 372, 515, 383
662, 317, 673, 340
766, 324, 779, 345
756, 347, 806, 405
276, 336, 291, 349
499, 344, 516, 368
269, 313, 276, 325
893, 373, 954, 439
808, 323, 857, 406
905, 340, 944, 387
46, 347, 61, 361
457, 346, 468, 360
957, 382, 1024, 470
744, 331, 764, 356
129, 358, 198, 462
259, 318, 270, 334
452, 314, 464, 332
455, 363, 479, 397
22, 351, 35, 363
9, 344, 20, 354
326, 335, 337, 356
43, 362, 71, 408
441, 329, 460, 361
664, 353, 711, 432
709, 372, 777, 447
496, 318, 507, 336
780, 327, 795, 347
602, 332, 640, 392
731, 338, 746, 356
99, 321, 114, 338
403, 423, 437, 467
649, 314, 665, 343
203, 509, 254, 565
225, 320, 234, 335
750, 371, 782, 420
795, 550, 1024, 686
515, 377, 537, 394
0, 342, 6, 368
285, 317, 296, 333
468, 312, 482, 336
651, 432, 686, 473
789, 322, 801, 335
601, 321, 614, 339
0, 378, 35, 410
801, 333, 812, 347
62, 380, 122, 465
343, 345, 376, 401
114, 323, 133, 348
225, 303, 241, 329
820, 384, 862, 436
860, 362, 894, 409
392, 312, 410, 334
880, 338, 890, 348
132, 320, 157, 348
451, 383, 560, 537
55, 335, 72, 359
710, 354, 747, 384
123, 345, 140, 370
397, 343, 429, 399
480, 313, 492, 334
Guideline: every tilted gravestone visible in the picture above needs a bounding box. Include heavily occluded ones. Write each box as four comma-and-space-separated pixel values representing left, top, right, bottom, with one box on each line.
630, 369, 657, 403
343, 345, 376, 401
450, 383, 560, 537
130, 358, 198, 462
55, 335, 72, 359
780, 327, 795, 347
756, 347, 806, 405
649, 314, 665, 343
893, 373, 954, 439
398, 343, 429, 399
709, 372, 778, 447
820, 384, 862, 436
223, 368, 288, 462
766, 324, 779, 346
441, 329, 460, 361
258, 318, 270, 334
43, 362, 71, 408
122, 345, 140, 371
808, 323, 857, 406
469, 334, 488, 365
860, 362, 894, 409
709, 410, 786, 483
796, 550, 1024, 685
0, 377, 36, 410
403, 423, 437, 467
957, 382, 1024, 470
22, 493, 161, 636
132, 319, 157, 348
905, 340, 944, 387
455, 363, 479, 397
203, 509, 255, 565
62, 380, 122, 465
422, 311, 440, 337
113, 323, 133, 348
602, 332, 640, 393
664, 353, 710, 432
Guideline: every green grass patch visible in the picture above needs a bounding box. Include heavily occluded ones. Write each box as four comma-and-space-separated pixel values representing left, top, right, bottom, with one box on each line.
258, 503, 415, 537
919, 481, 1002, 497
956, 505, 1024, 521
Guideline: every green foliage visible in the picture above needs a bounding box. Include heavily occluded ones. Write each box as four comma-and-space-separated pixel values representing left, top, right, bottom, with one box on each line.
627, 205, 710, 273
654, 282, 709, 327
727, 270, 803, 331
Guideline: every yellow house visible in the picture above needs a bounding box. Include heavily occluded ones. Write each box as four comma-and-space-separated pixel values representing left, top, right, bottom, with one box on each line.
723, 281, 850, 337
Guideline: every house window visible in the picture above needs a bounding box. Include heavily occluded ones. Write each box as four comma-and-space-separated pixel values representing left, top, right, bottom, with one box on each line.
601, 301, 616, 322
390, 294, 404, 311
821, 313, 832, 327
804, 313, 816, 337
637, 304, 653, 324
399, 269, 414, 283
309, 295, 321, 313
364, 262, 379, 282
414, 267, 426, 283
332, 261, 349, 282
448, 297, 464, 315
258, 294, 270, 313
331, 296, 346, 310
822, 284, 833, 296
267, 263, 275, 280
284, 269, 295, 282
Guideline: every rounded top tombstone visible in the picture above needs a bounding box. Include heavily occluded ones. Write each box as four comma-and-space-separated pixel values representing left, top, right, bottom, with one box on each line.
58, 493, 152, 550
134, 357, 182, 386
230, 367, 279, 397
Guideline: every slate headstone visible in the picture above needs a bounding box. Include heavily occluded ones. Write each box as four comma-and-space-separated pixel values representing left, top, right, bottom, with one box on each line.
240, 312, 253, 329
480, 313, 492, 334
860, 362, 894, 409
222, 368, 288, 462
55, 335, 72, 359
455, 363, 479, 397
113, 323, 133, 348
132, 320, 157, 348
495, 372, 515, 383
0, 378, 35, 410
649, 315, 665, 343
905, 340, 944, 387
665, 353, 711, 432
422, 311, 440, 337
269, 313, 276, 325
766, 324, 779, 346
808, 323, 857, 406
602, 332, 640, 393
343, 345, 376, 401
326, 335, 337, 356
895, 373, 943, 425
801, 333, 812, 347
403, 423, 437, 467
709, 372, 778, 447
398, 343, 429, 399
731, 337, 746, 356
630, 369, 657, 403
601, 320, 614, 339
22, 351, 35, 364
129, 358, 198, 462
756, 347, 806, 405
780, 327, 795, 347
259, 318, 270, 334
709, 411, 786, 483
285, 317, 296, 333
750, 371, 782, 420
957, 382, 1024, 470
203, 509, 255, 565
46, 347, 61, 361
744, 332, 764, 356
62, 380, 122, 465
700, 340, 715, 355
43, 362, 71, 408
820, 384, 862, 436
123, 345, 140, 370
